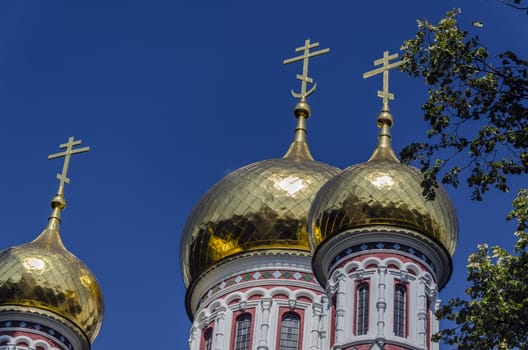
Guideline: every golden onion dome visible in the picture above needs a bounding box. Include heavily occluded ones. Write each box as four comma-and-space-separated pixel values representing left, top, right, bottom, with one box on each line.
180, 101, 340, 287
0, 195, 104, 343
308, 109, 458, 257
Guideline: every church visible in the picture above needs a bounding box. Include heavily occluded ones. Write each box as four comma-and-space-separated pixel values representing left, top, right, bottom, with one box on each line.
180, 41, 458, 350
0, 39, 457, 350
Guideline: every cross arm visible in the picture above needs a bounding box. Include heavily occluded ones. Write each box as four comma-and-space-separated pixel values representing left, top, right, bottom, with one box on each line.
48, 146, 90, 160
283, 48, 330, 65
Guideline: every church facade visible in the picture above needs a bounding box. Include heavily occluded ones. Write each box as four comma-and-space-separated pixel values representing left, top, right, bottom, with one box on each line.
180, 42, 458, 350
0, 41, 458, 350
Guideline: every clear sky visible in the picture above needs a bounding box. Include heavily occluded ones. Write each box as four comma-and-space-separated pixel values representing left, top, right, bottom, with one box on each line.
0, 1, 526, 349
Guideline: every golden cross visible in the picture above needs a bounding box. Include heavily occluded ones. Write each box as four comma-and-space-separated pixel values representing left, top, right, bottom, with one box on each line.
283, 39, 330, 102
363, 50, 404, 108
48, 136, 90, 195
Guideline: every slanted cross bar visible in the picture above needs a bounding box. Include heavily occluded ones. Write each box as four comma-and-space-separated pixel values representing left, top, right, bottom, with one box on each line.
284, 39, 330, 101
48, 136, 90, 195
363, 50, 404, 107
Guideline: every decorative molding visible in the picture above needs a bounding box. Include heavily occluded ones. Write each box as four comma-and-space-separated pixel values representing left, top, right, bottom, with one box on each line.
188, 254, 316, 316
198, 269, 321, 309
0, 311, 89, 350
330, 242, 435, 274
312, 227, 453, 290
0, 320, 72, 350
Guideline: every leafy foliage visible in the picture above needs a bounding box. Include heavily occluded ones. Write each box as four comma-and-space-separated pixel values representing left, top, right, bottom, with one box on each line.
401, 8, 528, 349
432, 189, 528, 349
400, 9, 528, 201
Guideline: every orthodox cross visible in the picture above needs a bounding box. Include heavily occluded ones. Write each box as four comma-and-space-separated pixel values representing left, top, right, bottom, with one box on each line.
48, 136, 90, 196
283, 39, 330, 101
363, 50, 404, 108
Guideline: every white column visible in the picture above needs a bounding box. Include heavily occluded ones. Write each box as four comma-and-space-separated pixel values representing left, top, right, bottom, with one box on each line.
214, 307, 227, 350
417, 277, 427, 349
431, 298, 441, 350
189, 325, 199, 350
376, 266, 387, 340
334, 272, 347, 344
257, 298, 273, 350
310, 302, 323, 350
319, 296, 329, 350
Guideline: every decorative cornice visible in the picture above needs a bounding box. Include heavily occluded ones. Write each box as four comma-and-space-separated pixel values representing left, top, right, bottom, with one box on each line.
0, 306, 87, 347
198, 269, 321, 309
312, 225, 453, 290
329, 241, 436, 274
186, 250, 312, 319
0, 319, 72, 350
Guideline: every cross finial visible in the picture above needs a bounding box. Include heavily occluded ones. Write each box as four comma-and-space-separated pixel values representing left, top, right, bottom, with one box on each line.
48, 136, 90, 196
283, 39, 330, 102
363, 50, 404, 110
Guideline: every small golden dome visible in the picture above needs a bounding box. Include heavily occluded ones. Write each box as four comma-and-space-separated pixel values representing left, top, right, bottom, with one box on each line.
0, 200, 103, 343
309, 160, 458, 255
180, 155, 340, 286
308, 109, 458, 257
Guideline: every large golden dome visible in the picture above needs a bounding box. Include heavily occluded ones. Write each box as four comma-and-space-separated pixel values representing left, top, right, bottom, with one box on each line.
180, 98, 340, 287
308, 110, 458, 256
0, 197, 103, 343
180, 148, 339, 286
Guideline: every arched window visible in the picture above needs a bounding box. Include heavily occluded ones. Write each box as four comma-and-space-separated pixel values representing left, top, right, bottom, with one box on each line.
203, 327, 213, 350
234, 313, 252, 350
279, 312, 300, 350
356, 283, 369, 335
394, 284, 406, 337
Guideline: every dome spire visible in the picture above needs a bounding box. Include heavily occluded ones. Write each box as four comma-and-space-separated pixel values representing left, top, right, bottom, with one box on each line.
283, 39, 329, 160
363, 50, 404, 162
35, 136, 90, 243
0, 136, 103, 344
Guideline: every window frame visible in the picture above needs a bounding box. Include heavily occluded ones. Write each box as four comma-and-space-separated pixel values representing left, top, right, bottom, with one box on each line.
201, 326, 213, 350
355, 281, 370, 336
231, 311, 254, 350
393, 282, 408, 338
278, 311, 302, 350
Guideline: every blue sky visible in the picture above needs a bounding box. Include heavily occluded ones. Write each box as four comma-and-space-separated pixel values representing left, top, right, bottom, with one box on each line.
0, 1, 526, 349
